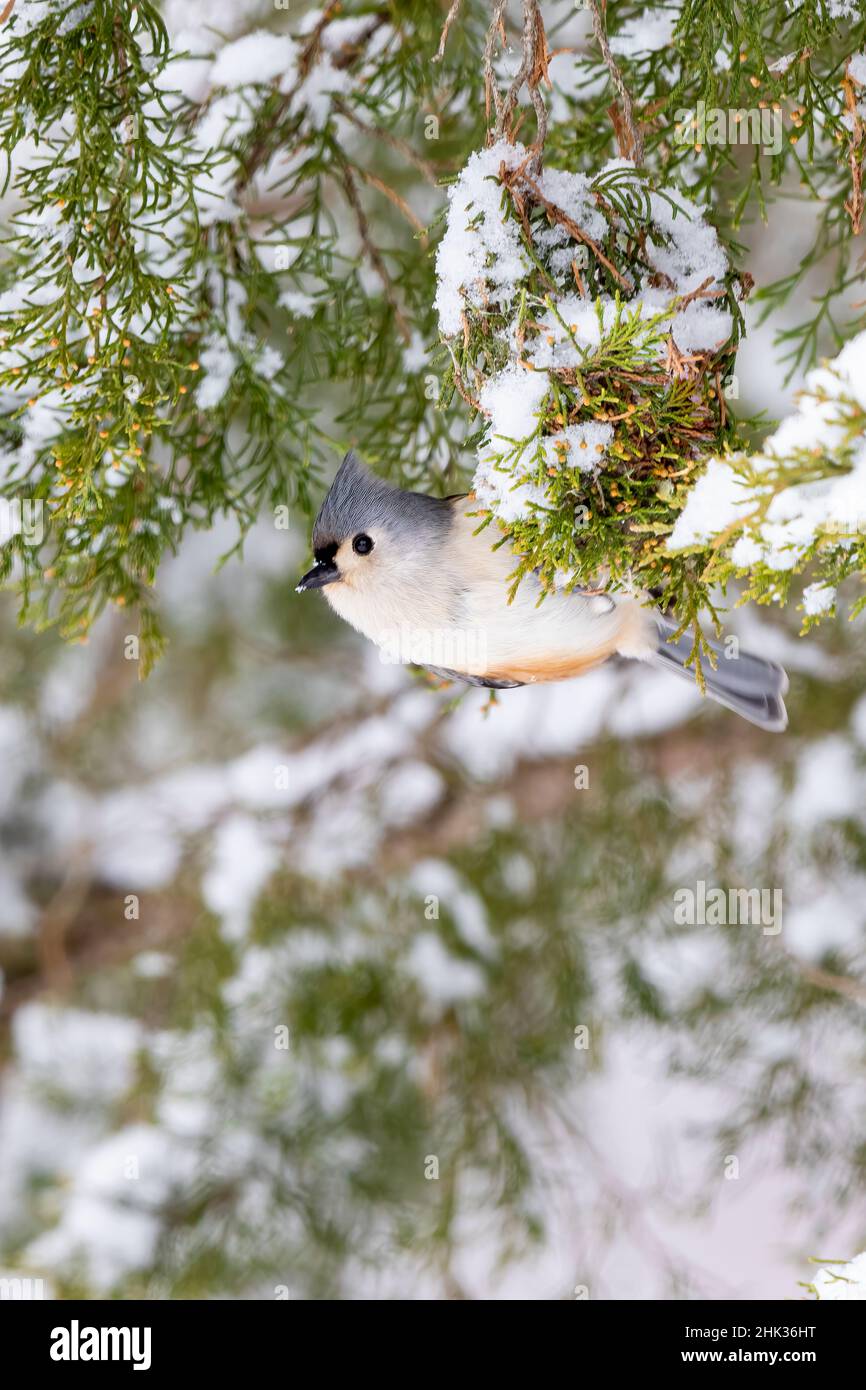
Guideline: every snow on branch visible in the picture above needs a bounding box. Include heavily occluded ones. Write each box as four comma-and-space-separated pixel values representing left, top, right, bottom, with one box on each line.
435, 137, 745, 674
669, 330, 866, 628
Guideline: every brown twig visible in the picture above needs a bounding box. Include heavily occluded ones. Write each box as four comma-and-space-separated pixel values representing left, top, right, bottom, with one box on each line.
500, 0, 550, 160
511, 167, 632, 290
338, 158, 412, 343
449, 365, 482, 413
37, 863, 93, 996
714, 367, 727, 428
358, 168, 429, 243
674, 275, 727, 311
332, 99, 440, 185
434, 0, 464, 62
483, 0, 509, 131
785, 955, 866, 1007
842, 69, 864, 235
585, 0, 644, 164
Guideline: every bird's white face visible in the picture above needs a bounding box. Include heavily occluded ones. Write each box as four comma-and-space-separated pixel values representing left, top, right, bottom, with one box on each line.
300, 522, 432, 643
327, 525, 389, 596
321, 525, 397, 633
297, 522, 387, 596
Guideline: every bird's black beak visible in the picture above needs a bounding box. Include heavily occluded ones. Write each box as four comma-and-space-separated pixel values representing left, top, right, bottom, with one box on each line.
296, 558, 340, 593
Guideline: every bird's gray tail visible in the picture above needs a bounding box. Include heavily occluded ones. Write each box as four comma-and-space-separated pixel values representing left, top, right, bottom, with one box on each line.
652, 615, 789, 732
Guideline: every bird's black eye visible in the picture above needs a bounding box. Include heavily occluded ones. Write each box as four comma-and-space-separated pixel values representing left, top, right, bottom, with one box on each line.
352, 533, 374, 555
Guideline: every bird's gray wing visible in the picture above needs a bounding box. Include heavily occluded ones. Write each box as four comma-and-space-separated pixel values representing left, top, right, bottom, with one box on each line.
422, 665, 524, 690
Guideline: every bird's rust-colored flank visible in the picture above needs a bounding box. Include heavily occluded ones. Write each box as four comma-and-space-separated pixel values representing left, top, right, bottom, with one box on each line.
485, 645, 617, 685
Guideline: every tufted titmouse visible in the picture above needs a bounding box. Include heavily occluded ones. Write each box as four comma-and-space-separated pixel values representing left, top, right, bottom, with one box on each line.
297, 451, 788, 731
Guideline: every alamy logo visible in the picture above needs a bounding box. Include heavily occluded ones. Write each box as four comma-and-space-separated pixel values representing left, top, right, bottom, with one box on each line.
674, 100, 783, 155
0, 498, 44, 545
50, 1320, 152, 1371
376, 625, 488, 671
0, 1276, 44, 1299
823, 511, 866, 536
674, 879, 782, 936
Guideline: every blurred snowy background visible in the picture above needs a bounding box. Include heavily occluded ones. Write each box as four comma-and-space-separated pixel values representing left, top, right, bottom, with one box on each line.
1, 0, 865, 1301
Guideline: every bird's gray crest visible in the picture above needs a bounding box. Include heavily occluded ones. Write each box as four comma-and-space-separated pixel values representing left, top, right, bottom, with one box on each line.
312, 450, 451, 553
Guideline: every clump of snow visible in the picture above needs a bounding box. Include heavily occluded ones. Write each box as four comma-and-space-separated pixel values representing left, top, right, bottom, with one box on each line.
769, 52, 798, 75
133, 951, 174, 980
95, 788, 184, 888
156, 30, 213, 104
402, 331, 428, 372
79, 1124, 197, 1208
13, 1005, 143, 1100
201, 814, 280, 941
479, 362, 549, 443
27, 1195, 161, 1292
802, 581, 836, 616
670, 329, 866, 575
407, 860, 498, 959
474, 364, 551, 522
850, 53, 866, 87
788, 735, 861, 832
436, 142, 733, 527
197, 336, 238, 409
610, 9, 680, 58
403, 932, 487, 1011
434, 143, 531, 337
542, 421, 614, 472
211, 32, 299, 91
0, 706, 37, 819
668, 458, 754, 549
5, 0, 94, 38
284, 55, 351, 129
25, 1123, 198, 1292
279, 289, 316, 318
320, 17, 377, 52
379, 761, 444, 825
0, 863, 36, 937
